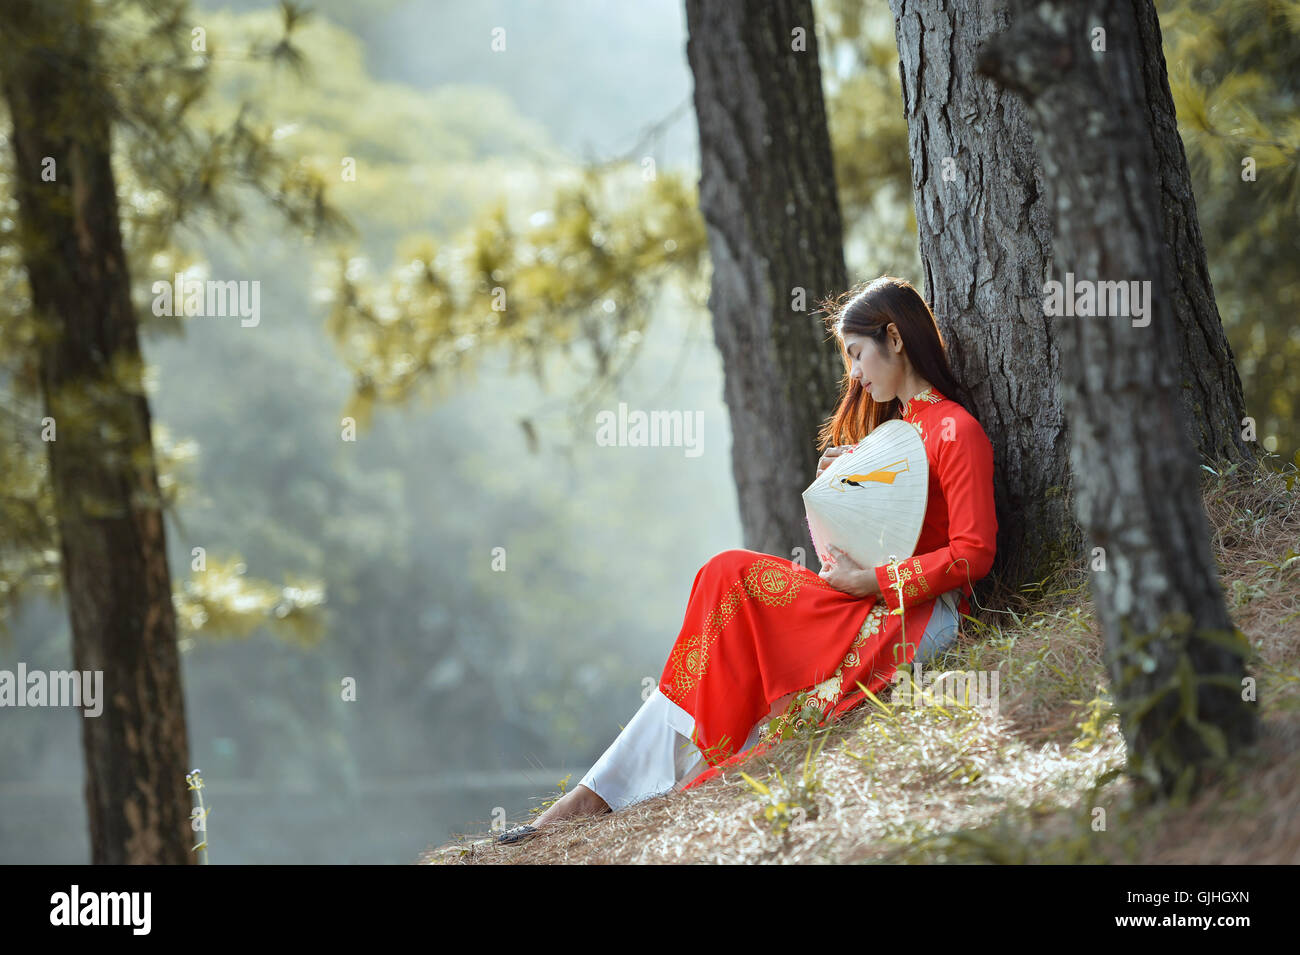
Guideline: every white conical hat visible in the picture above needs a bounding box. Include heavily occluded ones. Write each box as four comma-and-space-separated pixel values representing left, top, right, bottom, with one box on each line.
802, 418, 929, 572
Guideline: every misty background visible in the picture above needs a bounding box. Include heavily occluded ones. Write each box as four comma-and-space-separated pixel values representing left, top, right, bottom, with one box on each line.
0, 0, 739, 864
1, 0, 1293, 863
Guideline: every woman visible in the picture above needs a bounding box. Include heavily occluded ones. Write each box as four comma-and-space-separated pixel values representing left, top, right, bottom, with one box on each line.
498, 275, 998, 845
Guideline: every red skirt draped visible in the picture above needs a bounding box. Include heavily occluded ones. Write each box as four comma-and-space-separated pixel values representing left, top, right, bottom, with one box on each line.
658, 548, 938, 787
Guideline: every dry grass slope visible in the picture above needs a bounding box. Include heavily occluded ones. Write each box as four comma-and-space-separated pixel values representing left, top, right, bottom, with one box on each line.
422, 454, 1300, 865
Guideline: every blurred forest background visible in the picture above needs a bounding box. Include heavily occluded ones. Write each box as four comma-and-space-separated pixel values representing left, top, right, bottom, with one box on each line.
0, 0, 1295, 862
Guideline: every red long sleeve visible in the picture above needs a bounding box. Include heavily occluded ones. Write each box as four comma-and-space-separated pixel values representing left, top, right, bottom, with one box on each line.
873, 412, 997, 613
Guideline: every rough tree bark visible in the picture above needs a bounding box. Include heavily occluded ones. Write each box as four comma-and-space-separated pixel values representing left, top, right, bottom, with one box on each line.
0, 0, 194, 862
1127, 0, 1254, 465
684, 0, 849, 558
889, 0, 1074, 591
888, 0, 1254, 594
978, 0, 1257, 798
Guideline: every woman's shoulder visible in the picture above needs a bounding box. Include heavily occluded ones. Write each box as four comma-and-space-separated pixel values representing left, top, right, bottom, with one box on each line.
931, 396, 993, 454
921, 392, 980, 428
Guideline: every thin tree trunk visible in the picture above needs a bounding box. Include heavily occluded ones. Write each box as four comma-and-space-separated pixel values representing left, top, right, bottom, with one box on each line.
1, 0, 194, 862
978, 0, 1257, 798
1129, 0, 1254, 464
684, 0, 849, 558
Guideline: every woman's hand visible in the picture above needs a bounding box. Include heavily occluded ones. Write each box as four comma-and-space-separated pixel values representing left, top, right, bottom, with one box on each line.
817, 545, 882, 598
816, 443, 856, 478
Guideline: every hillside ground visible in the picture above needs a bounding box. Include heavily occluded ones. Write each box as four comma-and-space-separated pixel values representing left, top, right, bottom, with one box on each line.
422, 454, 1300, 865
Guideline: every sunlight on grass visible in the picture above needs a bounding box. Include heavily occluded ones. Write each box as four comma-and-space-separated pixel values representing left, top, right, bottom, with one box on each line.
428, 454, 1298, 864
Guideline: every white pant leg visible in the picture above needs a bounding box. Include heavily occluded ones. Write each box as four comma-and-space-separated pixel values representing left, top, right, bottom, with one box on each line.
579, 687, 704, 811
583, 596, 962, 810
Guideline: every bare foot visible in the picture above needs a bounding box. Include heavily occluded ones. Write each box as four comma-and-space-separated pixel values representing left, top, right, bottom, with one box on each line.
530, 783, 610, 828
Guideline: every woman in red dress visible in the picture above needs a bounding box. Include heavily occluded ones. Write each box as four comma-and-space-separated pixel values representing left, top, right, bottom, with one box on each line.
499, 276, 998, 844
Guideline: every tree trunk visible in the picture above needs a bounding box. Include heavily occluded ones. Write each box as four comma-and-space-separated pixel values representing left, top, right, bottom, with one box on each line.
888, 0, 1076, 591
977, 0, 1257, 798
1, 0, 194, 862
1128, 0, 1254, 465
887, 0, 1255, 595
684, 0, 849, 559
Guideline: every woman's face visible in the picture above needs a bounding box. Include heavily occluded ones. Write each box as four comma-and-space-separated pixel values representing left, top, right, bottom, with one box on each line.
842, 326, 904, 402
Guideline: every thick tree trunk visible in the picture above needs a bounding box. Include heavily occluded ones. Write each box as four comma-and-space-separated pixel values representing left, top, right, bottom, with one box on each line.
887, 0, 1254, 595
1, 1, 194, 862
978, 0, 1257, 798
888, 0, 1076, 591
684, 0, 849, 558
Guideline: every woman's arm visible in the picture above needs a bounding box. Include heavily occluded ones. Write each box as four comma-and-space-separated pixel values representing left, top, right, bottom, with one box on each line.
872, 414, 998, 613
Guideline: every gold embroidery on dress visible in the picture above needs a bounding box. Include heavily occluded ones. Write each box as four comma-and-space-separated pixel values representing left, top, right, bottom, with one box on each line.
663, 557, 830, 707
911, 556, 933, 596
762, 598, 890, 742
743, 559, 804, 607
901, 386, 942, 422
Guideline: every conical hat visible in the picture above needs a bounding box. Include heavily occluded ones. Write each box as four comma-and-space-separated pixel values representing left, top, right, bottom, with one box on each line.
802, 418, 928, 572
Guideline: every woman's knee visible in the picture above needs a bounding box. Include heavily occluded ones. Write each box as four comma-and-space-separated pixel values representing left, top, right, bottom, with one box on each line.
914, 625, 959, 667
705, 548, 757, 571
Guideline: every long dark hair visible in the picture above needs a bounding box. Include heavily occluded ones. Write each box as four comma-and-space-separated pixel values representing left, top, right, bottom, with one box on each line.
816, 276, 977, 450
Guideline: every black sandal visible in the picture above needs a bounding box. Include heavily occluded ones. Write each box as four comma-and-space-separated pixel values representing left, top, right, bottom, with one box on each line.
496, 824, 541, 846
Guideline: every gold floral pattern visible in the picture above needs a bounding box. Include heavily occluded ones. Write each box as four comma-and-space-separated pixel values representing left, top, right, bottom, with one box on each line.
882, 555, 933, 610
743, 559, 803, 607
663, 556, 831, 705
900, 385, 943, 421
